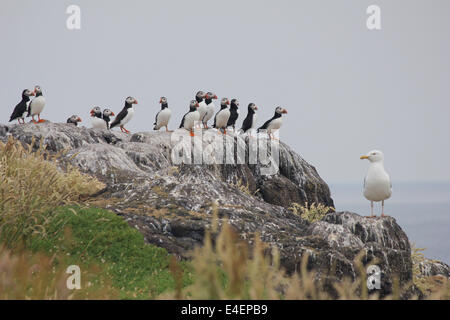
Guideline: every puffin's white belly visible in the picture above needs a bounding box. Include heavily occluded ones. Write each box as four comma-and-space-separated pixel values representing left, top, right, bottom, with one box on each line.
156, 108, 171, 129
184, 111, 200, 130
120, 107, 134, 126
92, 117, 107, 130
30, 96, 46, 116
250, 113, 257, 129
203, 104, 215, 123
363, 169, 392, 202
267, 118, 283, 131
215, 109, 230, 129
197, 102, 208, 120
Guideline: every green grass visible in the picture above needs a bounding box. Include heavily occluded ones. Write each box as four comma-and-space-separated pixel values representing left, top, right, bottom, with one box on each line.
27, 206, 193, 299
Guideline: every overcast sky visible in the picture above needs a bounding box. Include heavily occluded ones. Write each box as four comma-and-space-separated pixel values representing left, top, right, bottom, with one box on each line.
1, 0, 449, 184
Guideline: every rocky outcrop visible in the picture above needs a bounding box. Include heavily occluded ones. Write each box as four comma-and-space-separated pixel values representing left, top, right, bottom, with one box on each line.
0, 122, 427, 297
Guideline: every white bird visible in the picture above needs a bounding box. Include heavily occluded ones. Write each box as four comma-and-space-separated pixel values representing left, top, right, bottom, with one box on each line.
360, 150, 392, 218
154, 97, 172, 132
28, 85, 46, 123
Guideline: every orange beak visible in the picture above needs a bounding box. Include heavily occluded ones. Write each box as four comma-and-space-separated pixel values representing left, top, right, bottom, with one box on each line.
214, 95, 218, 99
254, 106, 258, 110
282, 109, 288, 114
90, 109, 95, 116
111, 112, 115, 116
77, 117, 82, 122
134, 100, 138, 104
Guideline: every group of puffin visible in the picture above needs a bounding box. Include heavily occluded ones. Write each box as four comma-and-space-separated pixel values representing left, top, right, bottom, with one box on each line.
9, 86, 46, 124
9, 88, 288, 139
167, 91, 288, 138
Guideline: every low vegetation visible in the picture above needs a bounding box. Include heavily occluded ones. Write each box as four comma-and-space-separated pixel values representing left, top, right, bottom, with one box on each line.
289, 202, 334, 223
0, 137, 104, 247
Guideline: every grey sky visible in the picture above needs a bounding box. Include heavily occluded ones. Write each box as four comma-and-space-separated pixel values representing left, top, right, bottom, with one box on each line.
1, 0, 449, 184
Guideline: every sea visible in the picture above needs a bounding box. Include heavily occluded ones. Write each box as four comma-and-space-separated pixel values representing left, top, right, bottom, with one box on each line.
329, 181, 450, 264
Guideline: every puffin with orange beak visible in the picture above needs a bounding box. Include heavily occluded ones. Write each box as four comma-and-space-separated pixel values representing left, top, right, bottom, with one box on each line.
213, 98, 231, 134
179, 100, 200, 136
27, 85, 46, 123
240, 103, 258, 135
110, 96, 138, 134
258, 106, 288, 140
67, 115, 82, 126
154, 97, 172, 132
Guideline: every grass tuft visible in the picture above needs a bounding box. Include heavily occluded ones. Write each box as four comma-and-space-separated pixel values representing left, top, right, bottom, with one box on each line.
0, 137, 104, 247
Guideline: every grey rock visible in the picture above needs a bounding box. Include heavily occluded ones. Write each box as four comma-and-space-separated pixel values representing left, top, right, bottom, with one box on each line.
0, 122, 430, 297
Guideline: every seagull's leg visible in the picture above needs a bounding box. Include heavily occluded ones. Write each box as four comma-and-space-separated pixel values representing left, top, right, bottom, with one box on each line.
190, 129, 194, 137
381, 200, 386, 217
32, 115, 37, 123
371, 201, 375, 218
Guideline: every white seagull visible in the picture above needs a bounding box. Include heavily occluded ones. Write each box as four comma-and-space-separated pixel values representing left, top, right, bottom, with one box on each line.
360, 150, 392, 218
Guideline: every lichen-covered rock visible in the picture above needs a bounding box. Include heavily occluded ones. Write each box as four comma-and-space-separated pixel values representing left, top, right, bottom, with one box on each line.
0, 122, 425, 297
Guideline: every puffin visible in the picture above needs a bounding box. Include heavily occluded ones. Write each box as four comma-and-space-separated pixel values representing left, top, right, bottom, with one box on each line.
27, 85, 46, 123
240, 103, 258, 135
67, 115, 82, 126
360, 150, 392, 218
179, 100, 200, 136
202, 92, 218, 128
257, 107, 288, 139
213, 98, 231, 134
9, 89, 35, 124
195, 91, 208, 128
226, 99, 240, 131
102, 108, 115, 129
90, 106, 105, 129
110, 96, 138, 134
154, 97, 172, 132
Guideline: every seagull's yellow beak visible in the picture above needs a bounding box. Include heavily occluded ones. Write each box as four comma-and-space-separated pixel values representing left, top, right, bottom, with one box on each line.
360, 155, 369, 160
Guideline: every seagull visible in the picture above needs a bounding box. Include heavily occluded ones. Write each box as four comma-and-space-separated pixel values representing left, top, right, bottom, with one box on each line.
360, 150, 392, 218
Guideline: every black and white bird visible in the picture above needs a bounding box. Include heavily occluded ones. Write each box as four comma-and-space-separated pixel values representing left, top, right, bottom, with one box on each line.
27, 85, 46, 123
90, 107, 105, 129
213, 98, 231, 134
226, 99, 240, 131
110, 96, 138, 134
195, 91, 208, 128
154, 97, 172, 132
240, 103, 258, 135
67, 115, 82, 126
179, 100, 199, 136
202, 92, 217, 128
102, 109, 115, 129
257, 107, 288, 139
9, 89, 35, 124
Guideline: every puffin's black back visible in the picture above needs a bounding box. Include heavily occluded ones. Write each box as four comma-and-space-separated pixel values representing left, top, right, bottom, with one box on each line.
110, 101, 132, 129
9, 91, 30, 122
241, 105, 256, 132
227, 101, 239, 127
258, 111, 281, 132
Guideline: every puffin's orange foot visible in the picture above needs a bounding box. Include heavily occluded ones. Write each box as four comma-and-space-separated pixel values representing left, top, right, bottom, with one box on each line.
38, 119, 46, 123
190, 131, 195, 137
